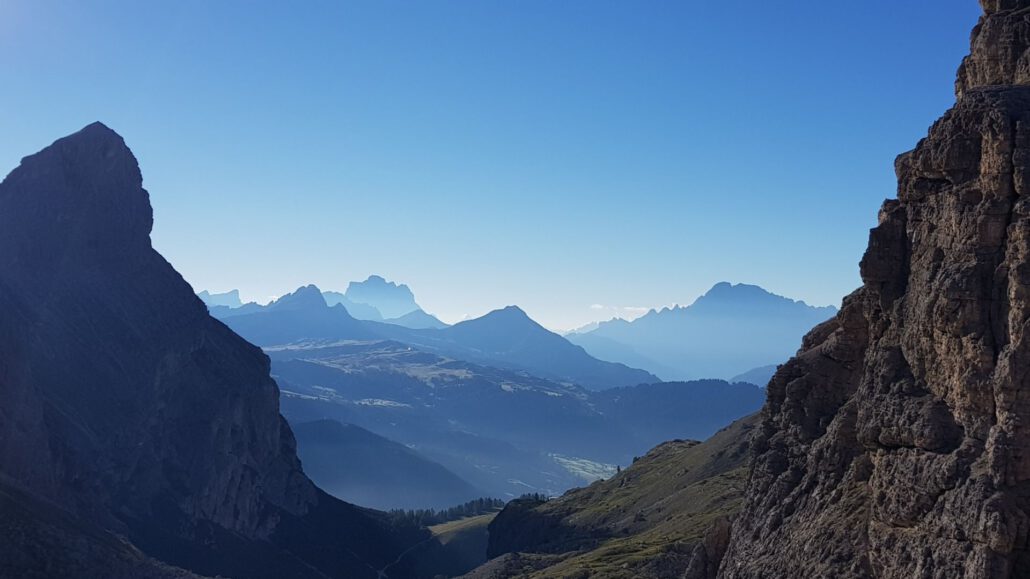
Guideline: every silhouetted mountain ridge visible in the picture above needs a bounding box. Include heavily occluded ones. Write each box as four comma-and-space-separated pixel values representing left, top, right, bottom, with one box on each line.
213, 295, 657, 390
345, 274, 420, 319
385, 308, 449, 329
570, 282, 837, 380
0, 123, 448, 579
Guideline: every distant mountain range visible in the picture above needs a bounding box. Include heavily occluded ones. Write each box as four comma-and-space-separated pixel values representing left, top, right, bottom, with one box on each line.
201, 282, 768, 500
212, 285, 657, 391
293, 419, 483, 510
200, 280, 831, 384
200, 274, 449, 329
568, 282, 837, 380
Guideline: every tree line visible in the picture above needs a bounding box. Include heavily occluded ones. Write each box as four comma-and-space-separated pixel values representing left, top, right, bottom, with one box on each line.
389, 497, 506, 527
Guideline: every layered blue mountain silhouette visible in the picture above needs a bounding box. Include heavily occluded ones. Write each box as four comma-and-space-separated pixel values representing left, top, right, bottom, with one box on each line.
343, 275, 420, 319
194, 277, 785, 500
385, 307, 449, 329
568, 282, 837, 380
271, 340, 762, 498
211, 288, 657, 391
200, 285, 761, 497
730, 364, 779, 388
204, 274, 448, 329
323, 289, 385, 321
197, 288, 242, 308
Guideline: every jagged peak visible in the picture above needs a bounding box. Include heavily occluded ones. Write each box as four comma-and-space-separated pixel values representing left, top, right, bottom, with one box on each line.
956, 1, 1030, 96
0, 122, 152, 264
269, 284, 328, 310
981, 0, 1030, 14
491, 305, 531, 318
457, 305, 542, 330
346, 274, 412, 294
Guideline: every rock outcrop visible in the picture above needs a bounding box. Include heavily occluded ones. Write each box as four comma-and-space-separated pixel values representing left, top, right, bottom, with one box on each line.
718, 2, 1030, 577
0, 123, 444, 578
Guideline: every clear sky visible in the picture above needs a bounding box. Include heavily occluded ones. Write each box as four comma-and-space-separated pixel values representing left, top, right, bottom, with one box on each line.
0, 1, 982, 330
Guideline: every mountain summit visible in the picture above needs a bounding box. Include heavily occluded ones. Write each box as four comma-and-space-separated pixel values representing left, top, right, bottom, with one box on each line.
570, 282, 836, 380
0, 124, 443, 578
344, 274, 420, 319
438, 305, 658, 390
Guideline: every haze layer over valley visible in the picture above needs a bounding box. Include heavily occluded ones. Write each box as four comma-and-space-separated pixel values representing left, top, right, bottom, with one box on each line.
198, 279, 787, 503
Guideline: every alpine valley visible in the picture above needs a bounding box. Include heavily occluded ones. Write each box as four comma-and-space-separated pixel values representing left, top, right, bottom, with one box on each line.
2, 1, 1016, 579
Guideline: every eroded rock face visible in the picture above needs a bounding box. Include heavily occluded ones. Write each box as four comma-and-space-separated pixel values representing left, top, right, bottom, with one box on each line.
957, 1, 1030, 97
719, 3, 1030, 578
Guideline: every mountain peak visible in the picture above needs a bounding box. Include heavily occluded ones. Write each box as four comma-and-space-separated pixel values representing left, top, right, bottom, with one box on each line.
349, 274, 408, 291
0, 122, 152, 264
344, 275, 419, 319
486, 305, 532, 322
956, 1, 1030, 96
451, 305, 541, 334
691, 282, 834, 312
981, 0, 1030, 16
702, 281, 770, 298
269, 284, 328, 311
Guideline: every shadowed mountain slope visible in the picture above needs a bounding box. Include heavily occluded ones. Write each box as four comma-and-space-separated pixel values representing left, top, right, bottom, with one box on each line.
0, 123, 448, 579
293, 419, 483, 510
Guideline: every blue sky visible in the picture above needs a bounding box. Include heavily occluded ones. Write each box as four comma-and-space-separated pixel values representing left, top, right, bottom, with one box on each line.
1, 1, 981, 330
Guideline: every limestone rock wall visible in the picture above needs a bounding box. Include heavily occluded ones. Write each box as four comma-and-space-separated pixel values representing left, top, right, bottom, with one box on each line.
719, 3, 1030, 577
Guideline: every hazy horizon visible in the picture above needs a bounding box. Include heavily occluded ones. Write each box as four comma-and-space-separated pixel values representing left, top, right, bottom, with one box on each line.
200, 276, 837, 332
0, 1, 981, 330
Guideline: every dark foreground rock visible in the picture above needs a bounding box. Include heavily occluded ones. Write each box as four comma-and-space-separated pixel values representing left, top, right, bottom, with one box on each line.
0, 123, 448, 578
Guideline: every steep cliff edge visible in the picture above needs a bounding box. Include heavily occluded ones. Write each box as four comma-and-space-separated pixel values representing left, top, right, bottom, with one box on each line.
719, 2, 1030, 577
0, 123, 444, 578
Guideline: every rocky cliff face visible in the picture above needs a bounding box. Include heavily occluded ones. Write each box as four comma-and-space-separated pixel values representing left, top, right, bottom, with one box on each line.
718, 2, 1030, 577
0, 123, 443, 578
